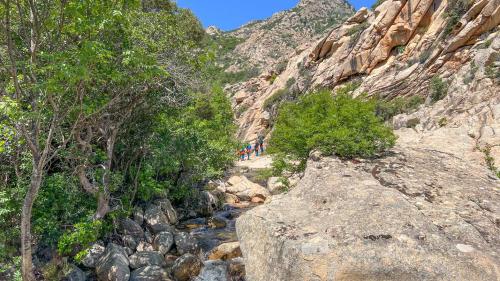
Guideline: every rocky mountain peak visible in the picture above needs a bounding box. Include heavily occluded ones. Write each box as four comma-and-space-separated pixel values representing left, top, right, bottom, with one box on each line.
214, 0, 355, 73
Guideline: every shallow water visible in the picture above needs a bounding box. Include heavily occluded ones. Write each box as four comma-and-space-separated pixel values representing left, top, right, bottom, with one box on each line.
178, 204, 255, 258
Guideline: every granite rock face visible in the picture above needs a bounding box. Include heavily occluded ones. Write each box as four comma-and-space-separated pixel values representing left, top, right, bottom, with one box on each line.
237, 147, 500, 281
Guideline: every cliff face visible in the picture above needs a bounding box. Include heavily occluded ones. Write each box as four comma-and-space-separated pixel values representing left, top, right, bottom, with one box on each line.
234, 1, 500, 280
237, 146, 500, 281
214, 0, 355, 73
232, 0, 499, 167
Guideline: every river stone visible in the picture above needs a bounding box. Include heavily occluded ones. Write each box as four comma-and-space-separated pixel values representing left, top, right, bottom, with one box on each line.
171, 253, 203, 281
227, 258, 245, 280
153, 231, 174, 255
208, 242, 242, 261
174, 232, 200, 255
122, 234, 138, 250
197, 191, 219, 217
226, 175, 270, 201
119, 218, 145, 241
237, 148, 500, 281
63, 264, 86, 281
130, 266, 171, 281
95, 243, 130, 281
144, 205, 171, 234
136, 241, 154, 252
81, 243, 105, 268
133, 207, 145, 226
154, 198, 178, 225
194, 260, 229, 281
129, 251, 165, 269
144, 230, 153, 244
208, 216, 227, 229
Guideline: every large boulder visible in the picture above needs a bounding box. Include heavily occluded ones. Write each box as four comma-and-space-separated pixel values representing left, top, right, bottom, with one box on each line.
194, 260, 229, 281
133, 207, 145, 226
63, 264, 86, 281
226, 175, 270, 201
208, 242, 242, 261
266, 177, 286, 195
171, 254, 203, 281
95, 243, 130, 281
81, 243, 105, 268
144, 205, 172, 234
153, 231, 174, 255
154, 198, 178, 225
122, 235, 138, 251
174, 232, 200, 255
237, 148, 500, 281
129, 251, 165, 269
118, 218, 144, 241
197, 191, 219, 217
130, 266, 171, 281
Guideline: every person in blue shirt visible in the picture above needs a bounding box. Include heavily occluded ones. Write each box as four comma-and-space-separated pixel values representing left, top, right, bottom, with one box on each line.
246, 144, 252, 160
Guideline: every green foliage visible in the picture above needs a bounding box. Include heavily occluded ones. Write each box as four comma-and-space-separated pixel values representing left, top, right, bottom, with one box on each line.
430, 76, 448, 103
219, 68, 261, 85
438, 117, 448, 127
33, 174, 96, 248
396, 45, 406, 54
133, 85, 237, 203
269, 73, 278, 84
374, 95, 425, 121
269, 90, 396, 162
444, 0, 473, 36
57, 220, 104, 260
253, 168, 275, 183
479, 146, 500, 179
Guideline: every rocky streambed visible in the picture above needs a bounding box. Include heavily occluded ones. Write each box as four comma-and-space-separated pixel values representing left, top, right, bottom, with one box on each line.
63, 156, 280, 281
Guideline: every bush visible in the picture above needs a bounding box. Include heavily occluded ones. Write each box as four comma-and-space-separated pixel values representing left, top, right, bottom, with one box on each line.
269, 90, 396, 161
443, 0, 472, 36
430, 76, 448, 103
57, 220, 105, 260
374, 95, 425, 121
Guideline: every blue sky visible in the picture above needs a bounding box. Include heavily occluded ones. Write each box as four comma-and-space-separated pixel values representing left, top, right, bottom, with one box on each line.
176, 0, 375, 31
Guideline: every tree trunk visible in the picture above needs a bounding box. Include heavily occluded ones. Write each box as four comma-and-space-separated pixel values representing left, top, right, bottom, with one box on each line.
21, 167, 42, 281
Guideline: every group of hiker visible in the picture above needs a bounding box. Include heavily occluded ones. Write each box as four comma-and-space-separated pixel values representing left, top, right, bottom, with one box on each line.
239, 134, 265, 161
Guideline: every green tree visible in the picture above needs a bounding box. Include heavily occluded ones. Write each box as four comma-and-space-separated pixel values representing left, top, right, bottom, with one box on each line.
0, 1, 209, 279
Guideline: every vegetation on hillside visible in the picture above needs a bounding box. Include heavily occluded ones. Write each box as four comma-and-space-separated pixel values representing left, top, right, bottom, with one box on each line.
0, 1, 236, 279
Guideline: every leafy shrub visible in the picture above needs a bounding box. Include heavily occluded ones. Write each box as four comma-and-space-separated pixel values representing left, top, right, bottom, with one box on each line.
374, 95, 425, 121
438, 117, 448, 127
219, 68, 260, 85
269, 90, 396, 161
395, 45, 406, 54
443, 0, 472, 36
479, 145, 500, 179
430, 76, 448, 103
57, 220, 104, 260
